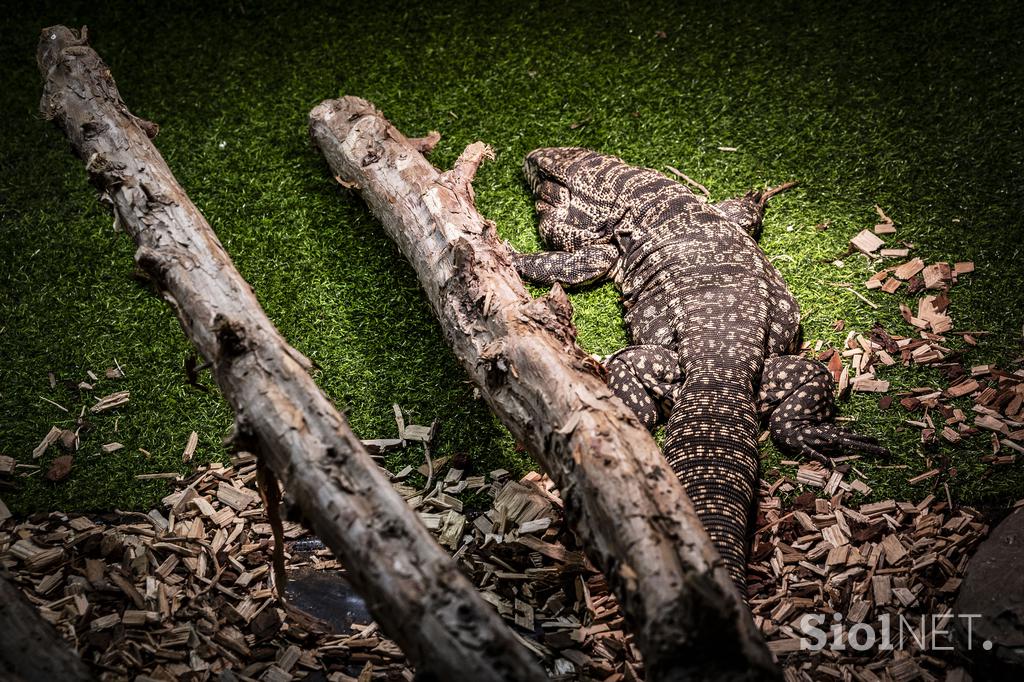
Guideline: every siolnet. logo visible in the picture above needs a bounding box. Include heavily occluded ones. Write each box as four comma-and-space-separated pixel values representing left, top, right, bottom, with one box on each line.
799, 612, 989, 652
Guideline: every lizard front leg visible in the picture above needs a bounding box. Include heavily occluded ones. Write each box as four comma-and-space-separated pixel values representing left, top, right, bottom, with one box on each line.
605, 345, 681, 430
511, 243, 619, 286
759, 355, 891, 463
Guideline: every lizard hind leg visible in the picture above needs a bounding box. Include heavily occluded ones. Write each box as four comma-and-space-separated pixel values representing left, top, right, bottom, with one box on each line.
759, 355, 891, 464
605, 345, 681, 430
713, 181, 799, 238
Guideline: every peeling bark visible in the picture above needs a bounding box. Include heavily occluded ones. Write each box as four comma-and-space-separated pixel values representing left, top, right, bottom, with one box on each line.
37, 26, 544, 682
0, 576, 93, 681
310, 97, 779, 681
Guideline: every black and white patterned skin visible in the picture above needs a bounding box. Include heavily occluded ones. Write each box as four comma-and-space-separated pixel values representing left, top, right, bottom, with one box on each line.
512, 148, 889, 591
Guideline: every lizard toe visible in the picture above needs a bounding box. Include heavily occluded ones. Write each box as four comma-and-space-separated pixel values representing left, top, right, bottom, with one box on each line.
774, 421, 889, 462
795, 441, 833, 466
837, 433, 891, 458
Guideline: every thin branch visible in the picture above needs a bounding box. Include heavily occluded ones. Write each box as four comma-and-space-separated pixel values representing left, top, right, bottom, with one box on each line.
665, 165, 711, 200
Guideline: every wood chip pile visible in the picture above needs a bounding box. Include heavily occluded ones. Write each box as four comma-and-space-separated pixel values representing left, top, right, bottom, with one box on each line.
811, 322, 1023, 479
825, 206, 1023, 484
751, 466, 993, 681
0, 449, 643, 681
2, 441, 997, 681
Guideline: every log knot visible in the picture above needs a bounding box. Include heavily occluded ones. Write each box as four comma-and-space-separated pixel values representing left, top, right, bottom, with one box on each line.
213, 313, 252, 360
133, 116, 160, 139
361, 148, 381, 167
134, 245, 167, 283
479, 340, 509, 389
37, 25, 89, 74
85, 149, 118, 178
81, 118, 110, 141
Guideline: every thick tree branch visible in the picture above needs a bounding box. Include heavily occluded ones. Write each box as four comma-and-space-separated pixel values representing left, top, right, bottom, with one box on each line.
310, 96, 779, 681
38, 26, 544, 682
0, 576, 93, 681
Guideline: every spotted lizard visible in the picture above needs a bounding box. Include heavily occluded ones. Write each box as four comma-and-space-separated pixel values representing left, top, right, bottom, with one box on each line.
511, 147, 890, 591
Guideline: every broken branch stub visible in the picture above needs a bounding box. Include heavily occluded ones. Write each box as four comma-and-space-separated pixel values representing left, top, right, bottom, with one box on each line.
310, 96, 779, 681
38, 26, 544, 682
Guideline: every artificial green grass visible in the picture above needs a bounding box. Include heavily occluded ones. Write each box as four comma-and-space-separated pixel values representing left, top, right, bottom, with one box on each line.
1, 0, 1022, 513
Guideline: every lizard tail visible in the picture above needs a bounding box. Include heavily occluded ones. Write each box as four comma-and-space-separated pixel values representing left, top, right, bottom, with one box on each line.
663, 369, 760, 595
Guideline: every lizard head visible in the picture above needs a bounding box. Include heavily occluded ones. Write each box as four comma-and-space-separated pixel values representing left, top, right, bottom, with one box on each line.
716, 181, 798, 238
522, 147, 592, 195
523, 147, 636, 249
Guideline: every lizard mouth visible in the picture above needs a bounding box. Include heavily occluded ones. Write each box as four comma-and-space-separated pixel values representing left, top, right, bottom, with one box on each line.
523, 148, 579, 195
523, 147, 592, 193
522, 154, 545, 195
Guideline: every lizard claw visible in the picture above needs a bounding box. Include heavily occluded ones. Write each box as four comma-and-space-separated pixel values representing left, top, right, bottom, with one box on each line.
774, 422, 892, 464
835, 432, 892, 459
794, 442, 834, 467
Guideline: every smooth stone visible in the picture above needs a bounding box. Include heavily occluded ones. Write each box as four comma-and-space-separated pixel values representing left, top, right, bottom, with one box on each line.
285, 566, 372, 633
954, 506, 1024, 674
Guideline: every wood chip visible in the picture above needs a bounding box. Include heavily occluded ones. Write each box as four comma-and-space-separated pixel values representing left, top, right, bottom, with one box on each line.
182, 431, 198, 462
893, 258, 925, 280
954, 261, 974, 275
90, 390, 130, 413
33, 426, 62, 458
946, 379, 980, 398
45, 455, 74, 482
217, 481, 259, 511
852, 378, 890, 393
850, 229, 885, 255
922, 262, 951, 289
881, 534, 908, 564
880, 278, 901, 294
402, 424, 433, 442
907, 468, 940, 485
975, 414, 1009, 435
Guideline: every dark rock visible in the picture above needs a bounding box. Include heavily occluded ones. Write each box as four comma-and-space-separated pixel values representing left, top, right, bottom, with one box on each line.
285, 567, 371, 632
58, 429, 77, 451
45, 455, 73, 482
955, 507, 1024, 674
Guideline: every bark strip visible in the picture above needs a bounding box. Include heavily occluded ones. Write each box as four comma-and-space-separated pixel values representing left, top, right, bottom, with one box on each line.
0, 576, 93, 682
37, 26, 544, 682
310, 97, 779, 680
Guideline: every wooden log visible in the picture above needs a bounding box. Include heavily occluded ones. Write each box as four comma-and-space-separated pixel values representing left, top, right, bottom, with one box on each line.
310, 96, 778, 681
37, 26, 544, 682
0, 576, 93, 681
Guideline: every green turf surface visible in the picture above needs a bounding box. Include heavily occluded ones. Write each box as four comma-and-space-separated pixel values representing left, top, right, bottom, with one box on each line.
1, 1, 1022, 513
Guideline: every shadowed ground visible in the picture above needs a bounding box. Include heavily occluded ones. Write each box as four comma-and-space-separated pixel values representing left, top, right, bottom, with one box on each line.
1, 0, 1021, 512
